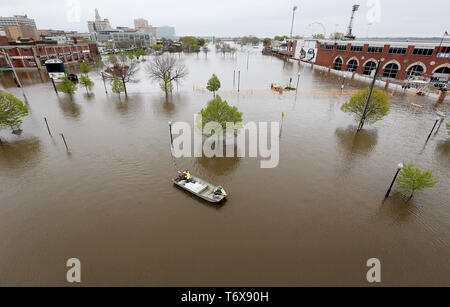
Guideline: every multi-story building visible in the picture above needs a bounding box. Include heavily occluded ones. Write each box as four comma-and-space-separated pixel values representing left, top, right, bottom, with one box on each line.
156, 26, 176, 40
314, 39, 450, 82
134, 18, 149, 30
0, 14, 39, 40
0, 38, 99, 70
87, 9, 111, 33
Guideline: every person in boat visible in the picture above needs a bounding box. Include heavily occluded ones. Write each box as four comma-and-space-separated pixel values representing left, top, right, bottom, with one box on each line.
183, 170, 191, 181
214, 185, 227, 196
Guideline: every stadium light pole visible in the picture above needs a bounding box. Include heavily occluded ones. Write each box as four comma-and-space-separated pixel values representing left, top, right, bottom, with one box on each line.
290, 6, 298, 39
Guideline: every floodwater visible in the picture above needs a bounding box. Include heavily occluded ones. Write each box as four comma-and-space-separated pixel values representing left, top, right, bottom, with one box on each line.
0, 46, 449, 286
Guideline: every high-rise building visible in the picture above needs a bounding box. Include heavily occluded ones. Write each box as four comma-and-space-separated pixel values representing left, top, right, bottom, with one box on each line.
134, 18, 149, 30
156, 26, 176, 40
87, 9, 112, 33
0, 14, 38, 40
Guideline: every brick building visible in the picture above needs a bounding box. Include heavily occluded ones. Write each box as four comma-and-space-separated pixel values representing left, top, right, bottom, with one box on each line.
314, 40, 450, 82
0, 39, 99, 70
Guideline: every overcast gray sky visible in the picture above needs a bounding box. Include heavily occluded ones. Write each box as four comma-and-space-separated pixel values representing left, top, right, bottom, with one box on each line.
2, 0, 449, 37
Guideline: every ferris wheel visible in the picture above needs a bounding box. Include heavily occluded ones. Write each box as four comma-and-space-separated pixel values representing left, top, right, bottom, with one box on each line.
302, 22, 327, 39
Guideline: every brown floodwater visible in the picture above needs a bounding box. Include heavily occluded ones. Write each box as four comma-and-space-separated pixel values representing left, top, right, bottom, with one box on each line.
0, 46, 449, 286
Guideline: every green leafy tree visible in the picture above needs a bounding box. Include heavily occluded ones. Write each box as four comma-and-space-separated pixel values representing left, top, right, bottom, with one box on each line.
396, 163, 438, 199
59, 77, 77, 96
206, 74, 221, 98
197, 95, 243, 136
152, 44, 164, 53
197, 38, 206, 46
274, 35, 288, 41
80, 61, 91, 75
111, 77, 125, 98
181, 36, 198, 51
79, 75, 94, 94
0, 90, 29, 133
314, 34, 326, 39
341, 87, 390, 125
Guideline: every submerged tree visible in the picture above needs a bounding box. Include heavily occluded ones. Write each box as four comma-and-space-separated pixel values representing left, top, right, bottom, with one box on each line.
197, 95, 243, 137
206, 74, 221, 98
79, 75, 94, 94
146, 55, 188, 99
202, 46, 209, 58
102, 54, 139, 97
80, 61, 92, 75
446, 121, 450, 135
340, 87, 390, 126
111, 78, 125, 99
395, 163, 438, 200
59, 77, 77, 97
0, 90, 29, 134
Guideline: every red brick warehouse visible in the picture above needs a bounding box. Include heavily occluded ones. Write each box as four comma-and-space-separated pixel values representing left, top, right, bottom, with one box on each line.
314, 40, 450, 81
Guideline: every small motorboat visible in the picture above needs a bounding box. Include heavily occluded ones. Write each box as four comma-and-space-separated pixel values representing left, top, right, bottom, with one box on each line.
172, 171, 227, 203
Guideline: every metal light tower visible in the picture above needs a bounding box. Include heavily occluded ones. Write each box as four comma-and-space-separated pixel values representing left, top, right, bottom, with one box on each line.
290, 6, 298, 39
344, 4, 360, 40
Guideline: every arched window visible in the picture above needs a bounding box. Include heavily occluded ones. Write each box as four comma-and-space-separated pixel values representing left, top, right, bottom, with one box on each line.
333, 57, 343, 70
406, 65, 424, 78
347, 59, 358, 72
363, 61, 377, 75
434, 66, 450, 75
383, 63, 399, 79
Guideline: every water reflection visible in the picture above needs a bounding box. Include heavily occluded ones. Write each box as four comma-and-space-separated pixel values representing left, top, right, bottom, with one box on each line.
109, 94, 145, 118
376, 192, 419, 223
434, 139, 450, 170
195, 155, 241, 176
0, 137, 41, 169
57, 96, 82, 119
335, 125, 378, 171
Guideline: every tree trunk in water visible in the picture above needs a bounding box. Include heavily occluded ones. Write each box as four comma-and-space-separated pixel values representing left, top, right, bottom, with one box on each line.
123, 79, 128, 97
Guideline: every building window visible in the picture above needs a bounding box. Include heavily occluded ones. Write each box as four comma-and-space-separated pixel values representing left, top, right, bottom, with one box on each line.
337, 45, 347, 51
406, 65, 424, 78
412, 48, 434, 56
350, 45, 363, 52
325, 44, 334, 50
434, 66, 450, 74
383, 63, 400, 78
347, 59, 358, 72
368, 46, 383, 53
440, 46, 450, 53
363, 61, 377, 75
388, 47, 407, 55
333, 57, 343, 70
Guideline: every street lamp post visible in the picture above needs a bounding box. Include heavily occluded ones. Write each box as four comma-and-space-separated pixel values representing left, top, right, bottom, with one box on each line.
290, 6, 298, 39
1, 50, 26, 99
426, 117, 440, 142
385, 163, 404, 198
357, 59, 381, 132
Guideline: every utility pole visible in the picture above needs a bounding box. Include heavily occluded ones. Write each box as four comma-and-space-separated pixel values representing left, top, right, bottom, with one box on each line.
357, 60, 381, 132
290, 6, 298, 39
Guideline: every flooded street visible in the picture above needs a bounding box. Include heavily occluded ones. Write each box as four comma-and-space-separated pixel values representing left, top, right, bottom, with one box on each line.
0, 46, 449, 286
